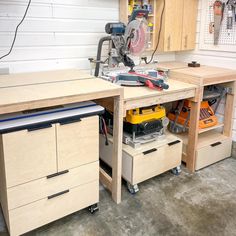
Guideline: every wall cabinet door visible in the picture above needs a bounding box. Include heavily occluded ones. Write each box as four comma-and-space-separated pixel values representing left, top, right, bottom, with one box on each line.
163, 0, 184, 51
154, 0, 198, 52
181, 0, 198, 50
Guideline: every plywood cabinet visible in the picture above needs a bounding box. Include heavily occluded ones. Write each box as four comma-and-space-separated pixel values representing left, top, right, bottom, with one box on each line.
0, 115, 100, 236
120, 0, 198, 52
156, 0, 198, 52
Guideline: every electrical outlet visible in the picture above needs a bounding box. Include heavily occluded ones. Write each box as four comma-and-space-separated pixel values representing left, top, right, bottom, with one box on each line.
0, 67, 9, 75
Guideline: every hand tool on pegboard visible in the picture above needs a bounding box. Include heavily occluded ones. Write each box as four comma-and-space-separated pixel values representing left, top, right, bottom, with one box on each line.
226, 0, 236, 29
213, 0, 224, 45
209, 5, 215, 34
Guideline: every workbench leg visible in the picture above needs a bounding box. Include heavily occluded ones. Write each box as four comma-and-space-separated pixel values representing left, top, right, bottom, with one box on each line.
187, 88, 202, 172
112, 96, 123, 204
223, 83, 235, 137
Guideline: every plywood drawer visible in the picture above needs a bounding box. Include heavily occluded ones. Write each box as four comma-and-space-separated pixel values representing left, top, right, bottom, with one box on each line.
8, 180, 99, 236
132, 140, 182, 184
56, 116, 99, 171
7, 161, 99, 210
196, 138, 232, 170
1, 124, 57, 187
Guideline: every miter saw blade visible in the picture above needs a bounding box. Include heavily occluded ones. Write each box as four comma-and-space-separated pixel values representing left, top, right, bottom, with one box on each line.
124, 19, 149, 56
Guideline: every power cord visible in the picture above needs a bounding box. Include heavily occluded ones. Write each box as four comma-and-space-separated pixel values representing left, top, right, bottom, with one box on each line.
0, 0, 32, 60
142, 0, 166, 64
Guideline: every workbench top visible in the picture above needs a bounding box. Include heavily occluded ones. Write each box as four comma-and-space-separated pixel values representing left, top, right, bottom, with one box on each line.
169, 65, 236, 86
0, 69, 123, 115
123, 79, 197, 101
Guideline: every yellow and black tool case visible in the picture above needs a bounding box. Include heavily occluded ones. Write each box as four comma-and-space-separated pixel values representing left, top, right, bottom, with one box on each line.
124, 105, 166, 136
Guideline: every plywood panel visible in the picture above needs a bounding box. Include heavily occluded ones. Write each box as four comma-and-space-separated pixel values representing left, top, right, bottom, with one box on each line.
56, 116, 99, 171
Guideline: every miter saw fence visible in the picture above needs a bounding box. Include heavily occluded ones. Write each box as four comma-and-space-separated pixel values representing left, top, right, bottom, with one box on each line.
93, 9, 150, 77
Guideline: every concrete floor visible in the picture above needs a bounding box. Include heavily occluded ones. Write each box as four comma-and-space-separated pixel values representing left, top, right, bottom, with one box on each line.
1, 157, 236, 236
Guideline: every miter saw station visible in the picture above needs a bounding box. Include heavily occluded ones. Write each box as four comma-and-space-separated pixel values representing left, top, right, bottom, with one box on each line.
168, 85, 229, 134
89, 9, 169, 91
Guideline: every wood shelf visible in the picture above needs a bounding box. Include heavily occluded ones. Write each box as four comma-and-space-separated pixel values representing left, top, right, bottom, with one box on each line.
198, 123, 224, 134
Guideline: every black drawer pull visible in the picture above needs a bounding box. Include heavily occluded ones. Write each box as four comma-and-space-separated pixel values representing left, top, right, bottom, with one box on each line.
47, 170, 69, 179
48, 189, 69, 200
143, 148, 157, 155
27, 123, 52, 132
59, 117, 81, 125
211, 142, 222, 147
168, 140, 181, 146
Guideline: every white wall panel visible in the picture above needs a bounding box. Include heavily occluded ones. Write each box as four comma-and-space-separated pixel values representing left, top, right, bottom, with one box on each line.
0, 0, 174, 73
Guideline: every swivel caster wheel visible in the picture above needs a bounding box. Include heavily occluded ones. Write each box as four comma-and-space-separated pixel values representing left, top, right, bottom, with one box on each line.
171, 166, 181, 176
88, 203, 99, 214
127, 182, 139, 194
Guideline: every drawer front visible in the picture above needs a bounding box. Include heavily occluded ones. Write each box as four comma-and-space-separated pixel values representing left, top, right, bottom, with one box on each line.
133, 140, 182, 184
196, 138, 232, 170
9, 180, 99, 236
57, 116, 99, 171
2, 125, 57, 187
7, 161, 99, 210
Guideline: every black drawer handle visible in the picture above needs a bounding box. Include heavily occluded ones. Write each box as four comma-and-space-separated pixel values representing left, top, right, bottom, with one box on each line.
211, 142, 222, 147
47, 170, 69, 179
59, 117, 81, 125
27, 123, 52, 132
168, 140, 181, 146
143, 148, 157, 155
48, 189, 69, 200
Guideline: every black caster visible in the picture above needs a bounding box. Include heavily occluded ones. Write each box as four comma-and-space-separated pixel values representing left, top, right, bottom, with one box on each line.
171, 166, 181, 175
127, 182, 139, 194
88, 203, 99, 214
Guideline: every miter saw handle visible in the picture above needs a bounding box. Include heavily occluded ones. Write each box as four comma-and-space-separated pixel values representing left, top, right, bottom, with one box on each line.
94, 36, 112, 77
129, 9, 149, 22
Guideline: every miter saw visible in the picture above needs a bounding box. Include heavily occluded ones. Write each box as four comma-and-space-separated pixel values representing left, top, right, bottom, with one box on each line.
90, 9, 169, 91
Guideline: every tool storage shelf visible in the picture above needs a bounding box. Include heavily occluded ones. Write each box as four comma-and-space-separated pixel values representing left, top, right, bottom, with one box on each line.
0, 103, 102, 236
167, 64, 236, 172
99, 132, 182, 192
119, 0, 198, 52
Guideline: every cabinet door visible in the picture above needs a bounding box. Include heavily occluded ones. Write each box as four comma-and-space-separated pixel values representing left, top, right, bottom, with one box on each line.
56, 116, 99, 171
163, 0, 184, 51
181, 0, 198, 50
2, 125, 57, 187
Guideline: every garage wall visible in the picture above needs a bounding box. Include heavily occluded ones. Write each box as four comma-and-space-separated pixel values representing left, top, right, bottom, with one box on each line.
176, 0, 236, 140
0, 0, 175, 73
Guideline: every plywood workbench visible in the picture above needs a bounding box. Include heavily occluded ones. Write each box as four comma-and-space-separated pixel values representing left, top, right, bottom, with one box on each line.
158, 62, 236, 172
0, 69, 124, 205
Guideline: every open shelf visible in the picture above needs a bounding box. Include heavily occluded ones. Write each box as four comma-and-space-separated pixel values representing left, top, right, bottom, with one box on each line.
198, 123, 224, 134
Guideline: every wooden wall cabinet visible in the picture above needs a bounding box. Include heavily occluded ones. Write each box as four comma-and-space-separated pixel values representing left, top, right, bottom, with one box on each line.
120, 0, 198, 52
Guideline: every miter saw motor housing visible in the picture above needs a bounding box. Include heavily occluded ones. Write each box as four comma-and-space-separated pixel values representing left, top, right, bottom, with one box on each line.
94, 9, 149, 77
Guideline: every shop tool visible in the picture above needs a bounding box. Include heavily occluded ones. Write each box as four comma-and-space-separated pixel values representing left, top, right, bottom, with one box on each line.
103, 105, 169, 148
168, 86, 228, 134
226, 0, 236, 29
90, 9, 169, 91
213, 0, 224, 45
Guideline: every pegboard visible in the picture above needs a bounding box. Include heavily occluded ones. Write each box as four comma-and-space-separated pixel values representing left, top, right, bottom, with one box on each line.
199, 0, 236, 52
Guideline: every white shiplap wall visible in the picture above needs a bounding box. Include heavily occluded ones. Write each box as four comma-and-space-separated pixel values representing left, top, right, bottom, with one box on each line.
0, 0, 175, 73
176, 0, 236, 140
